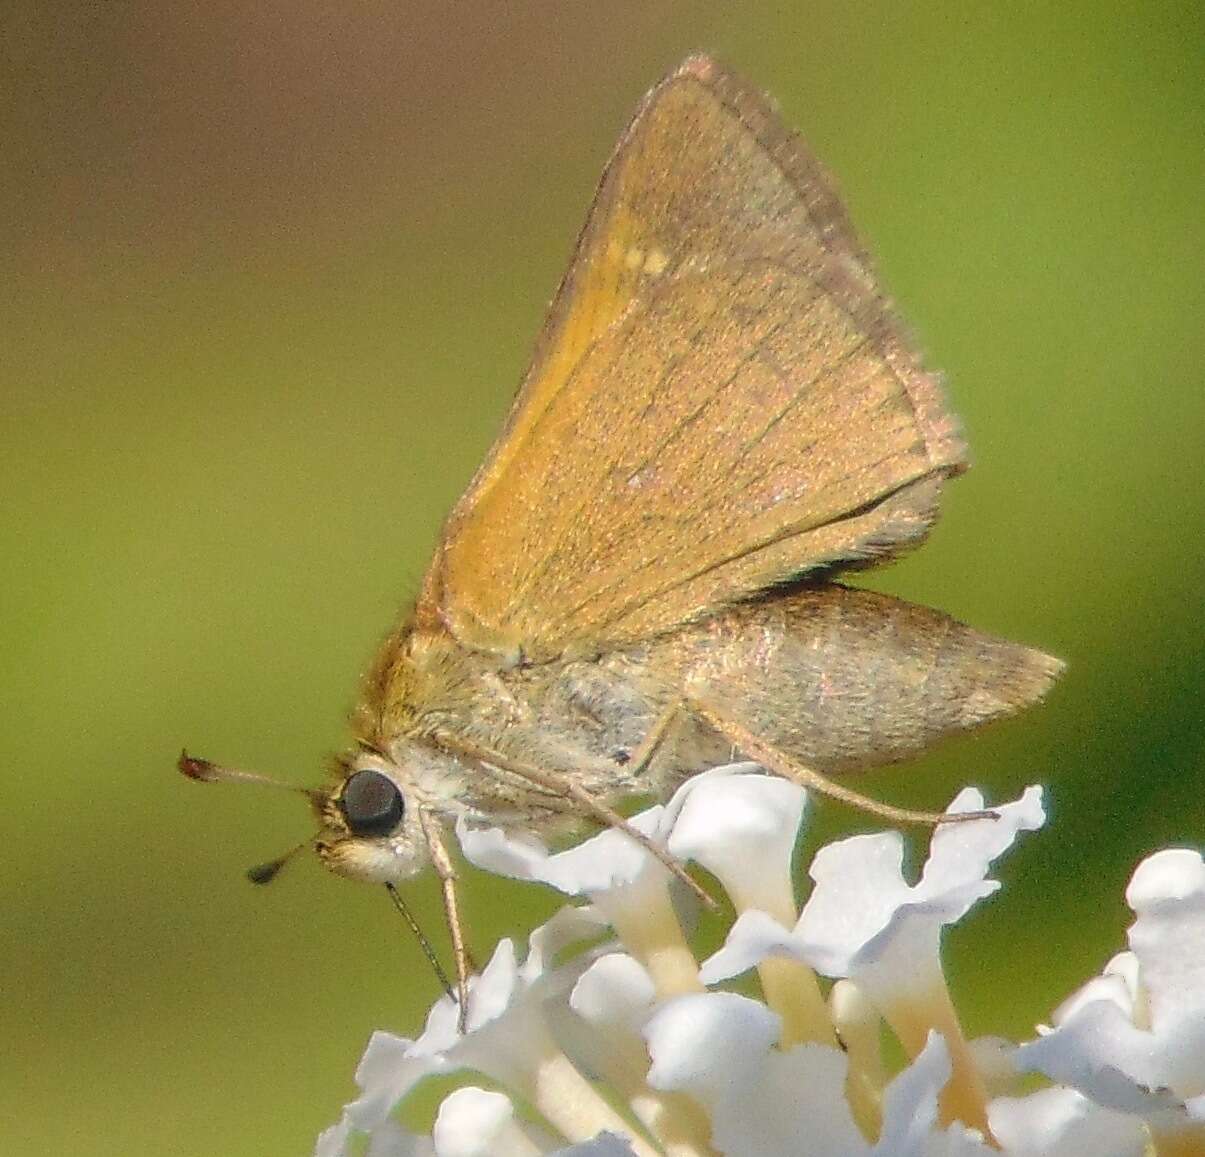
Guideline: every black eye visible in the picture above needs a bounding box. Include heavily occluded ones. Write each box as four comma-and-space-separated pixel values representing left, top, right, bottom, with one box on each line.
340, 770, 405, 838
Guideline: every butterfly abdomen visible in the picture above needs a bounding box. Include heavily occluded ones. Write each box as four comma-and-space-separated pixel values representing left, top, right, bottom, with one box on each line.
657, 585, 1063, 775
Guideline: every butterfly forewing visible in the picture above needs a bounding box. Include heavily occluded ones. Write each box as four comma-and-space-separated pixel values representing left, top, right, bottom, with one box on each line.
422, 56, 968, 661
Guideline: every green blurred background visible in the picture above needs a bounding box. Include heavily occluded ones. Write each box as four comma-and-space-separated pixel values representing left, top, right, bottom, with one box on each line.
3, 2, 1202, 1153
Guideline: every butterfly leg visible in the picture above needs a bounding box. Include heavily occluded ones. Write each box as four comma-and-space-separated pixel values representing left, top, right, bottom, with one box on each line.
625, 700, 685, 778
554, 776, 718, 910
417, 806, 473, 1032
687, 697, 997, 826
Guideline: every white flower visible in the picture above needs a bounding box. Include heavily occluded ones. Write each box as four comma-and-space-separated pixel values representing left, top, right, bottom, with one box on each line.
701, 785, 1045, 1134
644, 994, 991, 1156
317, 908, 651, 1157
699, 784, 1045, 989
1017, 848, 1205, 1149
459, 764, 771, 1001
318, 768, 1202, 1157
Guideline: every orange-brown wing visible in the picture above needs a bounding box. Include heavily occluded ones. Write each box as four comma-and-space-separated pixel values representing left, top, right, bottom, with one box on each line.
419, 55, 967, 661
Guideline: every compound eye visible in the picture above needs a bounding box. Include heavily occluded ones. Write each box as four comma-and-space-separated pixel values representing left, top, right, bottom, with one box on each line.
340, 769, 405, 838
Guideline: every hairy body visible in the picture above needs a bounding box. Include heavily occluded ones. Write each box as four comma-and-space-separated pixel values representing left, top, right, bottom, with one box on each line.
321, 584, 1059, 883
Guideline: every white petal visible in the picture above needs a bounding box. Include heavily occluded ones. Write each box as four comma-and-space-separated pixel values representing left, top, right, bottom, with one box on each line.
563, 951, 717, 1157
315, 1115, 354, 1157
699, 908, 800, 983
317, 1099, 436, 1157
522, 904, 612, 984
1102, 951, 1142, 1005
644, 992, 780, 1104
455, 820, 562, 879
550, 1135, 640, 1156
345, 1031, 449, 1132
432, 1088, 536, 1157
1125, 847, 1205, 1084
1050, 973, 1135, 1026
458, 806, 669, 896
432, 1087, 513, 1155
920, 787, 1045, 894
799, 831, 914, 975
700, 789, 1043, 995
1016, 999, 1183, 1114
1020, 848, 1205, 1114
391, 938, 524, 1061
926, 1130, 994, 1157
570, 953, 656, 1030
965, 1036, 1021, 1098
1126, 847, 1205, 910
667, 768, 806, 913
988, 1087, 1148, 1157
459, 939, 524, 1032
368, 1120, 436, 1157
558, 953, 658, 1097
714, 1044, 868, 1157
874, 1032, 951, 1156
799, 788, 1044, 980
323, 935, 579, 1149
645, 992, 869, 1156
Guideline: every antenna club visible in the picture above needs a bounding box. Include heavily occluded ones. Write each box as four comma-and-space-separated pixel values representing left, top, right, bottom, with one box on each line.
247, 861, 284, 885
178, 749, 218, 781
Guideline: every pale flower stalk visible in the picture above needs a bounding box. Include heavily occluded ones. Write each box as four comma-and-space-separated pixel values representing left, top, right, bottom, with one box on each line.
318, 767, 1205, 1156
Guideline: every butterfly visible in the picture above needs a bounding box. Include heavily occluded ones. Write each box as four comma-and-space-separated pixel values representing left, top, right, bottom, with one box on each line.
183, 55, 1061, 1021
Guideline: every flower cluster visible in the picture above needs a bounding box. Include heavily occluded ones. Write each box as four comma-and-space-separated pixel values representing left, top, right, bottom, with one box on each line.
317, 766, 1205, 1156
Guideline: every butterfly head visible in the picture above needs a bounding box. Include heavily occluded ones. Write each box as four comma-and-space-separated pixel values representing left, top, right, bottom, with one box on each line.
314, 758, 431, 884
177, 748, 433, 885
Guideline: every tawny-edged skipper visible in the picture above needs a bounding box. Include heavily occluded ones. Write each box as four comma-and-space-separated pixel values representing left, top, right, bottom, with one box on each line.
183, 55, 1062, 1019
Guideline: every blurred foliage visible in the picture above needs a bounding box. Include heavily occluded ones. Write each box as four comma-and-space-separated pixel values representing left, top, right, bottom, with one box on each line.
1, 2, 1201, 1153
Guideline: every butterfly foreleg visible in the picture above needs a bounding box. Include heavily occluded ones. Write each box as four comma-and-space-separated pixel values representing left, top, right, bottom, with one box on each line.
625, 699, 686, 779
416, 806, 474, 1032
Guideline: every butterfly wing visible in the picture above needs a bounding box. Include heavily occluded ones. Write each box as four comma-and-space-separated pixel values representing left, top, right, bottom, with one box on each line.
418, 56, 967, 661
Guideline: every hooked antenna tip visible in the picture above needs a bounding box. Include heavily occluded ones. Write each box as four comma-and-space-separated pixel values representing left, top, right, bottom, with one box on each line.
178, 749, 218, 781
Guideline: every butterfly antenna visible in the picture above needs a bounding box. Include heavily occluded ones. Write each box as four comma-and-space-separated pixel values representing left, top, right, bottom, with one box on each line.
246, 839, 313, 885
385, 882, 455, 1000
178, 749, 323, 803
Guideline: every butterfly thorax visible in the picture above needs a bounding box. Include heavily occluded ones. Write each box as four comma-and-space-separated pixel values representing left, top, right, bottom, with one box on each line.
349, 620, 716, 825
